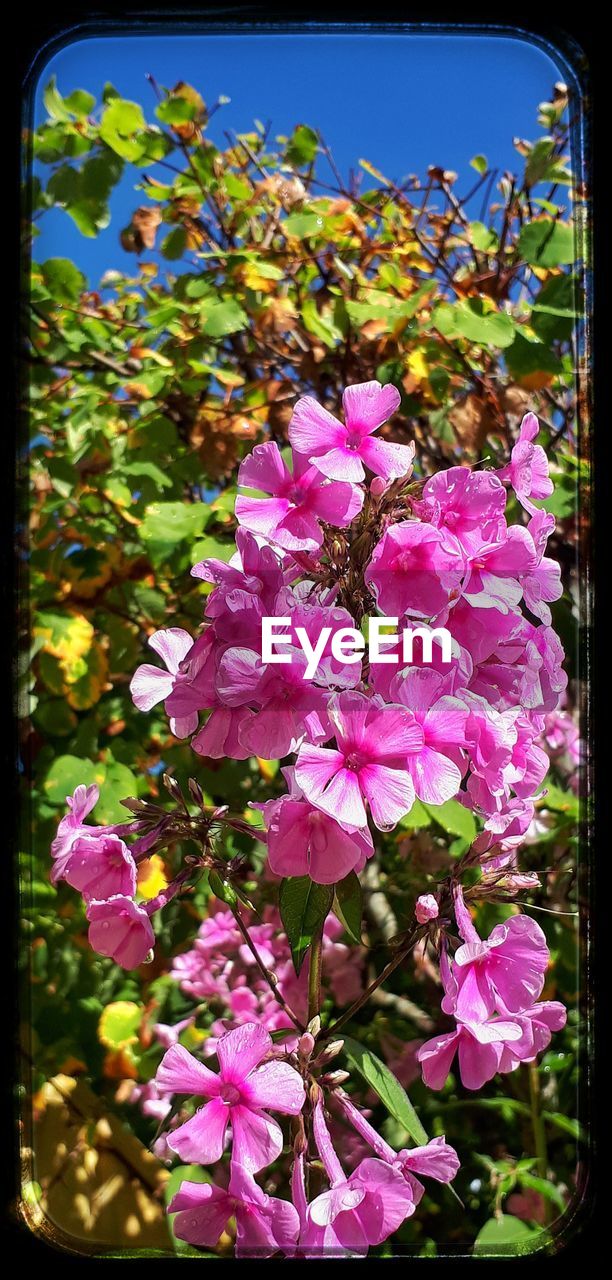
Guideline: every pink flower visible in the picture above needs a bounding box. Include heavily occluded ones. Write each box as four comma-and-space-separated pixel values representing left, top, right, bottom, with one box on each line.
192, 706, 253, 760
235, 442, 363, 551
156, 1024, 304, 1173
50, 784, 108, 872
51, 832, 137, 899
496, 1000, 567, 1072
462, 526, 538, 614
365, 521, 465, 620
301, 1097, 416, 1256
417, 1012, 524, 1091
452, 887, 549, 1021
259, 793, 373, 884
421, 466, 507, 552
498, 412, 553, 515
415, 894, 439, 925
212, 645, 332, 759
391, 667, 468, 804
153, 1016, 196, 1049
295, 690, 422, 831
169, 1168, 300, 1257
336, 1091, 459, 1206
130, 627, 201, 737
289, 380, 414, 483
520, 511, 563, 625
86, 895, 155, 969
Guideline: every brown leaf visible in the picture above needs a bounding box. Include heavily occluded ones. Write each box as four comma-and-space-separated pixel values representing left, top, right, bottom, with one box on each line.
449, 393, 496, 452
131, 206, 162, 251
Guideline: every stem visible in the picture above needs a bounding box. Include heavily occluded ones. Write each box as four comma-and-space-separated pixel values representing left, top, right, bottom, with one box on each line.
307, 926, 324, 1025
528, 1061, 549, 1180
323, 933, 420, 1039
231, 906, 305, 1032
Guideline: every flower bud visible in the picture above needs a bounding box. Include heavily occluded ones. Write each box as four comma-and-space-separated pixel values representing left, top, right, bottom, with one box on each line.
415, 893, 439, 924
370, 476, 387, 499
315, 1039, 344, 1066
298, 1032, 316, 1060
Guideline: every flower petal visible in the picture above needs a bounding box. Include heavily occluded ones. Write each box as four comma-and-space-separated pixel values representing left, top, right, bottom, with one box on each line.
156, 1043, 220, 1098
342, 380, 401, 432
230, 1104, 283, 1174
130, 664, 175, 712
217, 1023, 272, 1083
148, 627, 194, 674
245, 1060, 305, 1114
167, 1096, 229, 1164
169, 1182, 232, 1248
289, 396, 346, 457
360, 763, 414, 830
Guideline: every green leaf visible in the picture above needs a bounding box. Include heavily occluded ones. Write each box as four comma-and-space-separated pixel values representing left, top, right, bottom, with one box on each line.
518, 219, 575, 268
531, 274, 577, 343
99, 98, 147, 161
63, 88, 96, 118
505, 333, 562, 379
284, 211, 324, 238
423, 799, 476, 841
469, 221, 499, 253
399, 798, 432, 829
333, 872, 363, 943
342, 1036, 428, 1146
43, 755, 99, 804
433, 299, 515, 349
473, 1214, 540, 1256
201, 299, 248, 338
40, 257, 86, 303
94, 761, 139, 823
160, 227, 187, 260
140, 501, 208, 552
43, 76, 73, 122
285, 124, 318, 167
470, 154, 488, 175
279, 876, 334, 974
155, 97, 198, 125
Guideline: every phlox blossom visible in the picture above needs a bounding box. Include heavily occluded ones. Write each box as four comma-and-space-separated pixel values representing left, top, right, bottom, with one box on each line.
289, 380, 414, 483
365, 521, 465, 621
258, 790, 373, 884
52, 832, 137, 900
130, 627, 203, 738
295, 690, 422, 831
390, 667, 468, 804
451, 886, 549, 1021
169, 1168, 300, 1258
497, 412, 553, 515
235, 441, 363, 551
86, 895, 155, 969
156, 1023, 304, 1172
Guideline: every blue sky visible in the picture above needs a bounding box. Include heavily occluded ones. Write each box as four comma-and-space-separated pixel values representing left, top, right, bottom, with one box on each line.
31, 30, 567, 284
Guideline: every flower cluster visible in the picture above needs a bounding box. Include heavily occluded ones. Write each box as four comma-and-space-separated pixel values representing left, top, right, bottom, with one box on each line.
417, 886, 567, 1091
130, 390, 565, 886
156, 1022, 459, 1258
50, 783, 157, 967
51, 382, 571, 1257
171, 903, 364, 1043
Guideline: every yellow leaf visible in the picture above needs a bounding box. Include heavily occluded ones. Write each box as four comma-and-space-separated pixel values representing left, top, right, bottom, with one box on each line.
407, 348, 429, 384
359, 158, 391, 186
137, 855, 168, 900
